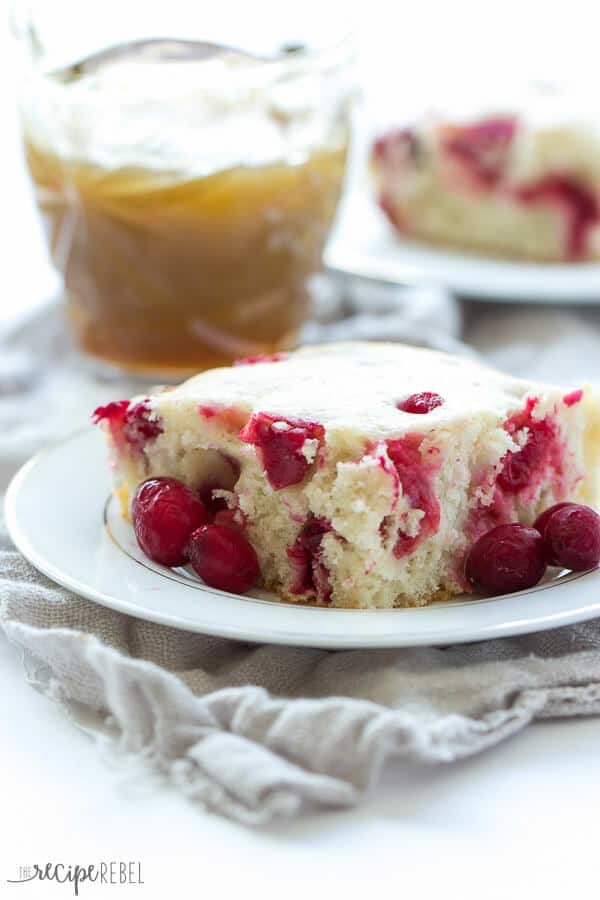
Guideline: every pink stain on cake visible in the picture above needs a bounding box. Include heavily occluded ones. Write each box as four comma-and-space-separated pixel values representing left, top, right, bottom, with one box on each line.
233, 353, 287, 366
442, 116, 518, 188
466, 485, 517, 543
198, 404, 249, 431
378, 192, 404, 230
372, 434, 441, 558
516, 176, 599, 259
466, 396, 572, 549
372, 128, 420, 167
563, 388, 583, 407
389, 436, 441, 557
239, 412, 324, 490
497, 397, 561, 495
287, 517, 334, 603
372, 129, 417, 227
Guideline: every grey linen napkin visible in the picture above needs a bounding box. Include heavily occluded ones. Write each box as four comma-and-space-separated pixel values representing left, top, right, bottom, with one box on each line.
3, 286, 600, 826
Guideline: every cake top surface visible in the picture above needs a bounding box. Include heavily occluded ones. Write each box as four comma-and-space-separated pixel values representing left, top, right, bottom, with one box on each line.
398, 83, 600, 183
155, 342, 538, 437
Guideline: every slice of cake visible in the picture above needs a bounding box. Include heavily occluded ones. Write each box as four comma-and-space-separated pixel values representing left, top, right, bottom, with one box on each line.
94, 342, 600, 608
371, 109, 600, 261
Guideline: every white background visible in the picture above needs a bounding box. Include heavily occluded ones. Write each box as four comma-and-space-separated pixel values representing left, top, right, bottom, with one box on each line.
2, 1, 600, 895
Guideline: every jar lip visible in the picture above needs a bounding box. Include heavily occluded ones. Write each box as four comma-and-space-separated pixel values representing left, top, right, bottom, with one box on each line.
268, 34, 356, 81
12, 5, 355, 84
270, 33, 355, 68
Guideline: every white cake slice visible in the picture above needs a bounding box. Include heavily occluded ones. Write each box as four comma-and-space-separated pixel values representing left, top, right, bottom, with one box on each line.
372, 110, 600, 261
94, 343, 600, 608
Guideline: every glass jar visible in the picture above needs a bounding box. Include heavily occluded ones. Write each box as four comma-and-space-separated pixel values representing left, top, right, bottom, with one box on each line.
13, 3, 354, 377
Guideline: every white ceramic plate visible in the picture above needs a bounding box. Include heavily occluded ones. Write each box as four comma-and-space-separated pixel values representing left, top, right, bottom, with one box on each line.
326, 187, 600, 303
5, 428, 600, 649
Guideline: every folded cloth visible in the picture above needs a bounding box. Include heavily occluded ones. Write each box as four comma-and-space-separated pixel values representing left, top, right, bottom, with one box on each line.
2, 285, 600, 826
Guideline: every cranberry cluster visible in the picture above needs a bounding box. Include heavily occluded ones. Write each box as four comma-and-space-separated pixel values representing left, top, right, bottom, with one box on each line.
131, 476, 259, 594
466, 503, 600, 597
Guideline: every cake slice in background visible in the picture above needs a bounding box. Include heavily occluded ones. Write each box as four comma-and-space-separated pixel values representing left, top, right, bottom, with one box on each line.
94, 343, 600, 608
371, 100, 600, 262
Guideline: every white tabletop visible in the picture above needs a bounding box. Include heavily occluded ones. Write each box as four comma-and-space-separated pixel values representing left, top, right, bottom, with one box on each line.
3, 633, 600, 895
2, 7, 600, 895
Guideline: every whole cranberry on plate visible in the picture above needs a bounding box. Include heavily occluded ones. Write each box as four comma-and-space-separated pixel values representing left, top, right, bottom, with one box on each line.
132, 477, 208, 567
532, 502, 575, 540
535, 503, 600, 571
465, 523, 547, 596
188, 524, 259, 594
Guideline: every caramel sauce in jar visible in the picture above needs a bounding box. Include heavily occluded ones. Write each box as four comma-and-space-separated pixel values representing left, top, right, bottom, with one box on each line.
25, 142, 347, 375
21, 47, 352, 375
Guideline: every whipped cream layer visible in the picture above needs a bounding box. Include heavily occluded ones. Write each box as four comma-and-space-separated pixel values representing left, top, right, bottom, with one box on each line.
21, 48, 352, 177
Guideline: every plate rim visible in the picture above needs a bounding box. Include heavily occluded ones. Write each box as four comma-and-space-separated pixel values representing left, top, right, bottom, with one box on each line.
326, 187, 600, 303
5, 428, 600, 649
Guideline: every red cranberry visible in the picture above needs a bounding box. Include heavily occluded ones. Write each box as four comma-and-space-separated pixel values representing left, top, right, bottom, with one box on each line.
563, 389, 583, 407
498, 402, 557, 493
533, 502, 576, 540
123, 400, 163, 447
465, 523, 547, 596
541, 504, 600, 571
233, 353, 287, 366
92, 400, 129, 427
396, 392, 444, 414
213, 508, 246, 532
132, 477, 208, 567
517, 175, 599, 259
287, 517, 333, 602
188, 525, 259, 594
240, 412, 324, 490
92, 399, 163, 448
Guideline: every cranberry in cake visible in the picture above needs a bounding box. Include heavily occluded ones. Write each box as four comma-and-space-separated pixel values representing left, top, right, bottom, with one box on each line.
94, 342, 600, 607
371, 107, 600, 262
